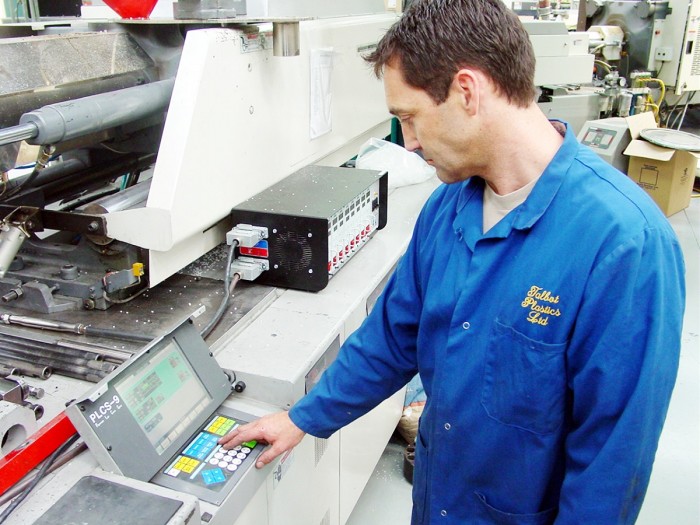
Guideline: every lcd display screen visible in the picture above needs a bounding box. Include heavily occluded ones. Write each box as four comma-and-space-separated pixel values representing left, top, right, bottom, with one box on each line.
115, 340, 211, 454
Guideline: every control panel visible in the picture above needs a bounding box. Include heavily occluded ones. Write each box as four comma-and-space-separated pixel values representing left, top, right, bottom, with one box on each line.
153, 410, 263, 505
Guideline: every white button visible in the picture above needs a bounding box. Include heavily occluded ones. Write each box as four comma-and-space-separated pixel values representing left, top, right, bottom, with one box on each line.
241, 447, 251, 454
226, 464, 238, 472
441, 509, 447, 517
209, 459, 219, 466
232, 458, 243, 465
462, 321, 470, 330
227, 450, 237, 456
237, 452, 247, 460
234, 445, 242, 451
214, 452, 224, 459
444, 423, 451, 430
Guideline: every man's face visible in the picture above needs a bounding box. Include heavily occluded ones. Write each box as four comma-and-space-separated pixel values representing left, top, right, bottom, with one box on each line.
383, 63, 480, 184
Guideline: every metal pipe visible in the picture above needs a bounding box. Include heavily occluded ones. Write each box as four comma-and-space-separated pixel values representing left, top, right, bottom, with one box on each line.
78, 179, 152, 215
0, 357, 51, 379
0, 345, 110, 371
0, 329, 103, 356
0, 350, 113, 378
0, 313, 152, 343
0, 365, 18, 377
0, 336, 104, 363
0, 123, 38, 147
51, 367, 106, 383
56, 340, 133, 363
83, 326, 153, 343
0, 314, 85, 335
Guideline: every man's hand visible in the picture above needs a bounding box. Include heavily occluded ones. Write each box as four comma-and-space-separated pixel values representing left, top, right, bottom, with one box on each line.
218, 411, 306, 468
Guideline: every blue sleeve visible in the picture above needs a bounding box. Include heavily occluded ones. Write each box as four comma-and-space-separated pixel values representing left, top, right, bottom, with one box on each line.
288, 211, 429, 438
556, 225, 685, 523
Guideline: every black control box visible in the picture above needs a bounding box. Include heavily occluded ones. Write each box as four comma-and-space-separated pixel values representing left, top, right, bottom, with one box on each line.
230, 165, 388, 292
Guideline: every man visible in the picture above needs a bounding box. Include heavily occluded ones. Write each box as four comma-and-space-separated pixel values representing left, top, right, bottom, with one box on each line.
220, 0, 686, 522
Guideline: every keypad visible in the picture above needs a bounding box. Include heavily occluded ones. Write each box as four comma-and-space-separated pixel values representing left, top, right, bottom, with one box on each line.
163, 414, 259, 488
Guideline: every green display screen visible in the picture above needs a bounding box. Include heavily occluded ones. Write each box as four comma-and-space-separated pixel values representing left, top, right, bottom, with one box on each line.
115, 341, 211, 454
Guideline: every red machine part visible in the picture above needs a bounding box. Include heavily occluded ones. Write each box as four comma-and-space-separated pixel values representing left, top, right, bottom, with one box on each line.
0, 412, 77, 496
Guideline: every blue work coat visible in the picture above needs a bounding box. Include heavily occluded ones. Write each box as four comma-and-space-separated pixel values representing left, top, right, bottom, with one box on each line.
289, 124, 685, 524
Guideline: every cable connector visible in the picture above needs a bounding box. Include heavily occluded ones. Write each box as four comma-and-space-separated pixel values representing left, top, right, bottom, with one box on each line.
227, 224, 268, 248
230, 256, 269, 281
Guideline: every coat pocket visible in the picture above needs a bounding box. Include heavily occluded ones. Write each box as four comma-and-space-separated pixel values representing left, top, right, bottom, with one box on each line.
474, 492, 557, 524
481, 320, 567, 435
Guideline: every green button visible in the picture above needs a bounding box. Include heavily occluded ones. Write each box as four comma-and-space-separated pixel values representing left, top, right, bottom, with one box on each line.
243, 440, 257, 448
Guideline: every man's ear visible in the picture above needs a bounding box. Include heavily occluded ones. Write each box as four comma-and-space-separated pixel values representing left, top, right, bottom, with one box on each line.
453, 69, 480, 116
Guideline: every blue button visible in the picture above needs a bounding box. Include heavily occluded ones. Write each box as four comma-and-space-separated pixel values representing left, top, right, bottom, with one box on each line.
202, 468, 226, 485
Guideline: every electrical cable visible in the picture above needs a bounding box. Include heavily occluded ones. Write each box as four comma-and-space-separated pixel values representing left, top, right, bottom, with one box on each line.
666, 92, 691, 128
675, 91, 696, 130
102, 278, 149, 305
0, 441, 87, 507
12, 155, 60, 171
1, 145, 55, 202
200, 240, 240, 340
0, 433, 80, 524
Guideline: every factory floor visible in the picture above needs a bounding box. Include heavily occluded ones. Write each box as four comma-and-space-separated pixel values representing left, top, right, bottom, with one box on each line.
346, 193, 700, 525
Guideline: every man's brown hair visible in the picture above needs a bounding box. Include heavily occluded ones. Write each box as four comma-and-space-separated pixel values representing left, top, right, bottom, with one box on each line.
365, 0, 536, 107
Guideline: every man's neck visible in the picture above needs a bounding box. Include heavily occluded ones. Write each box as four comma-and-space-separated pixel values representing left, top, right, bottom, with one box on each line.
480, 105, 565, 195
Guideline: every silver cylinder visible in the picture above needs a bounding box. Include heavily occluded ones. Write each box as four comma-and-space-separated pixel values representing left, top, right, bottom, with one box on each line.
273, 22, 300, 57
0, 224, 28, 279
77, 179, 152, 245
618, 92, 634, 117
79, 179, 152, 215
19, 79, 175, 146
0, 123, 38, 147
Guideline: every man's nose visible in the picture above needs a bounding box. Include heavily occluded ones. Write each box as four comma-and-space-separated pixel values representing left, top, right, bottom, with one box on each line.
402, 129, 420, 153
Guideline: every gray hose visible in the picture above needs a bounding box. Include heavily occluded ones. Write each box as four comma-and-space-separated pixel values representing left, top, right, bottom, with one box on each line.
201, 241, 240, 340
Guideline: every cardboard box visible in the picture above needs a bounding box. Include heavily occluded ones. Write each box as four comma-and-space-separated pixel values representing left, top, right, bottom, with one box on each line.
623, 112, 699, 216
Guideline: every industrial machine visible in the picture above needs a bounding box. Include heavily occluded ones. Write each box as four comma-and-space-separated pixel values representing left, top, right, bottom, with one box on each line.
583, 0, 700, 124
0, 2, 607, 525
577, 117, 633, 172
0, 3, 429, 525
0, 4, 394, 314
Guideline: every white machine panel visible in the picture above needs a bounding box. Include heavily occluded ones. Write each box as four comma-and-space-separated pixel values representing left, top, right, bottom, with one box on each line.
675, 0, 700, 93
104, 15, 397, 285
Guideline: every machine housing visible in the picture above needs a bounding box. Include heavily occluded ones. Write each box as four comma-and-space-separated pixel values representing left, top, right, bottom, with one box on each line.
230, 165, 388, 292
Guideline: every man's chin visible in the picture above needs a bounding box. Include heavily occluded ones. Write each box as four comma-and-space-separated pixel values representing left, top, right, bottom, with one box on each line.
436, 170, 469, 184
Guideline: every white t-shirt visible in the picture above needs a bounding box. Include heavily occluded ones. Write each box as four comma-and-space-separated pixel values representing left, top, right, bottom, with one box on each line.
482, 176, 539, 233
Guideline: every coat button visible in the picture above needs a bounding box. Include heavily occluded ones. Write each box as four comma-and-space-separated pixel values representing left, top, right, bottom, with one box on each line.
462, 321, 470, 330
444, 422, 451, 430
441, 509, 448, 517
